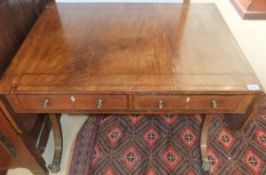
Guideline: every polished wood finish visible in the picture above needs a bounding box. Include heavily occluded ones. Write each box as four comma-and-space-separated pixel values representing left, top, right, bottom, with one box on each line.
134, 95, 254, 113
7, 94, 256, 114
240, 95, 264, 131
0, 2, 264, 174
7, 94, 255, 114
0, 131, 13, 168
8, 94, 128, 112
47, 114, 62, 173
201, 115, 214, 172
0, 99, 48, 175
231, 0, 266, 19
0, 0, 51, 77
0, 0, 52, 174
0, 97, 50, 152
0, 3, 262, 94
16, 95, 73, 111
223, 95, 263, 130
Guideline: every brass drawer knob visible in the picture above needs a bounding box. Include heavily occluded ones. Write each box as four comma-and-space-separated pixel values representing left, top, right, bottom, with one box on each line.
158, 100, 164, 109
96, 99, 103, 109
43, 99, 49, 108
211, 100, 218, 109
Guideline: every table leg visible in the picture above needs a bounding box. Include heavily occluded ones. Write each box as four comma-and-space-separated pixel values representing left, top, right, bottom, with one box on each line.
48, 114, 63, 173
1, 97, 49, 175
240, 96, 263, 132
200, 114, 214, 173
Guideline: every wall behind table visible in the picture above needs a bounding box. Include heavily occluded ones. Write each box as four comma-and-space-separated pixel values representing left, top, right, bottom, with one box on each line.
0, 0, 52, 77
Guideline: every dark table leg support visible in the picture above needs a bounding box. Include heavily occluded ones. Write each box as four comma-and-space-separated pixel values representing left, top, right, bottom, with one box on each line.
48, 114, 63, 173
223, 95, 263, 132
200, 114, 213, 173
240, 97, 262, 132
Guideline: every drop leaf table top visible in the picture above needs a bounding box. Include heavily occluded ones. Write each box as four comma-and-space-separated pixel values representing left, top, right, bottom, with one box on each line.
0, 3, 263, 96
0, 3, 264, 174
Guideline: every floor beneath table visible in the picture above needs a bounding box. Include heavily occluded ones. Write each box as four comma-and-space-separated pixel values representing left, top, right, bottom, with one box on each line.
7, 0, 266, 174
68, 113, 266, 175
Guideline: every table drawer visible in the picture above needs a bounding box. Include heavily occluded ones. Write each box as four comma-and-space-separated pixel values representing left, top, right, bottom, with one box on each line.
73, 95, 128, 110
189, 95, 243, 110
16, 95, 73, 111
12, 95, 128, 111
133, 95, 244, 112
134, 95, 189, 110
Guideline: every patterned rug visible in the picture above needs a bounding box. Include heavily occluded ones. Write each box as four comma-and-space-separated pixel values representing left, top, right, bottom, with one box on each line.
69, 98, 266, 175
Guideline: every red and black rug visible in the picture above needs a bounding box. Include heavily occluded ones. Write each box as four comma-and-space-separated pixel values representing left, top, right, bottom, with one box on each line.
69, 99, 266, 175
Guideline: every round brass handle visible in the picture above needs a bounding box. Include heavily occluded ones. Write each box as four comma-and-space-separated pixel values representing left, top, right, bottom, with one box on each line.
43, 99, 49, 108
211, 100, 218, 109
158, 100, 164, 109
96, 99, 103, 109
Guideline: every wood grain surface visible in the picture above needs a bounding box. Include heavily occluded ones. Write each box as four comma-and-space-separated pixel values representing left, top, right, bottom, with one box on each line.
0, 3, 263, 95
0, 0, 50, 77
0, 1, 51, 174
0, 3, 264, 174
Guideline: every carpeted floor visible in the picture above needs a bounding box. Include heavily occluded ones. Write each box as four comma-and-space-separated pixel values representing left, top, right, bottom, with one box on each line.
69, 99, 266, 175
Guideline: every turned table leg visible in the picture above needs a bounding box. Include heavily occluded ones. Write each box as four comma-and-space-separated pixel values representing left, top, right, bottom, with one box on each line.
200, 114, 214, 173
48, 114, 63, 173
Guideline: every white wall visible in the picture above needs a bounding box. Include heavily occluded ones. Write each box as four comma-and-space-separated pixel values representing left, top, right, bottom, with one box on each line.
56, 0, 183, 3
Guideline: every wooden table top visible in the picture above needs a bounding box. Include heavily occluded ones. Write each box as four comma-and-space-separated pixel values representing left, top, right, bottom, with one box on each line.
0, 3, 263, 95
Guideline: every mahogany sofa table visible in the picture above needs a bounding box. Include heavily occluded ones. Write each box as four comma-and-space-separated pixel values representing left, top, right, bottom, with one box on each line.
0, 2, 264, 174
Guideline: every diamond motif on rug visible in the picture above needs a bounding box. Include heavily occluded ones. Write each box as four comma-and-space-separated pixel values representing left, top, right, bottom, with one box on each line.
207, 148, 221, 173
216, 128, 236, 150
242, 149, 265, 174
121, 146, 141, 170
255, 128, 266, 149
161, 146, 181, 170
179, 127, 198, 149
69, 97, 266, 175
107, 127, 123, 146
143, 127, 160, 147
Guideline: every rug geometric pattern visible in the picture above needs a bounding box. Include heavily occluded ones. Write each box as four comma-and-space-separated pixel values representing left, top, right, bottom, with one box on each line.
69, 97, 266, 175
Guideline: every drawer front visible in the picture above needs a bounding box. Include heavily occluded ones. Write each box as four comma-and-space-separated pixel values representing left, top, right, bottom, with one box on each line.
11, 95, 128, 112
73, 95, 127, 110
8, 94, 253, 113
134, 95, 244, 112
16, 95, 73, 111
189, 95, 243, 110
134, 95, 189, 110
